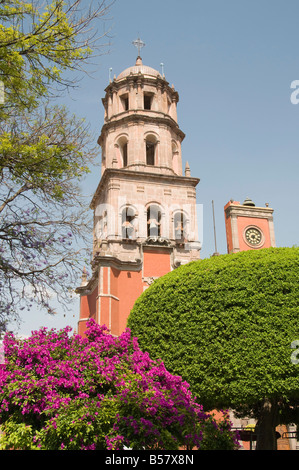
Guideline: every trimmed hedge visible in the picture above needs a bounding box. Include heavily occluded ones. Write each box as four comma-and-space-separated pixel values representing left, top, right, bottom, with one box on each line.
128, 247, 299, 411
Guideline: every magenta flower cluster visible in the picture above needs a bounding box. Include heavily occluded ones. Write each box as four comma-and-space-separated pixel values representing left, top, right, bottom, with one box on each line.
0, 319, 237, 450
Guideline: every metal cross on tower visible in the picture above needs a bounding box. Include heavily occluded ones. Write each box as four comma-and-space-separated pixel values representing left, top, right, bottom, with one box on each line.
132, 37, 145, 57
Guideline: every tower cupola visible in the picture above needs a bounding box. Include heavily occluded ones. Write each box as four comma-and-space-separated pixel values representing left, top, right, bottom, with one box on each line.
98, 56, 184, 176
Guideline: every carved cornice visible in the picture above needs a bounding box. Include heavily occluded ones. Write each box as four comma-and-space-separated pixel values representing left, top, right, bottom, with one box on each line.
143, 237, 171, 247
225, 204, 274, 219
75, 271, 98, 295
90, 169, 200, 209
98, 111, 185, 144
92, 253, 142, 270
104, 74, 177, 100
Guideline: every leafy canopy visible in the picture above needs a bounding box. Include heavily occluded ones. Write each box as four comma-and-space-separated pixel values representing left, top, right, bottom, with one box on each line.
0, 1, 111, 328
0, 0, 111, 118
128, 247, 299, 418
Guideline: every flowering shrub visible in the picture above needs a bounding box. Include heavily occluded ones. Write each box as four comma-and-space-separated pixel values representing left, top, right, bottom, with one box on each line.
0, 319, 238, 450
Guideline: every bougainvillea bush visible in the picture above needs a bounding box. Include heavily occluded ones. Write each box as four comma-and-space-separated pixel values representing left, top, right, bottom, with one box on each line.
0, 319, 238, 450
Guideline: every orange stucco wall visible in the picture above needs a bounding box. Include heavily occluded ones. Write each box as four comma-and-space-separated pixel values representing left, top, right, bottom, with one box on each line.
99, 296, 110, 332
237, 216, 271, 251
109, 267, 143, 336
108, 250, 171, 335
79, 251, 172, 337
143, 249, 171, 278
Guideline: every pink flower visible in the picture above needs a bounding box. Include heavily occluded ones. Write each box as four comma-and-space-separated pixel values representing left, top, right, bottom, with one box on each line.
0, 319, 237, 450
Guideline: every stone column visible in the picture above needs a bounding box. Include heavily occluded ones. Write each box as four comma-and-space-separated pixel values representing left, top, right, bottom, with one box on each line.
128, 77, 135, 109
136, 75, 143, 109
268, 216, 276, 247
108, 91, 113, 119
112, 86, 118, 116
230, 215, 240, 252
170, 94, 178, 122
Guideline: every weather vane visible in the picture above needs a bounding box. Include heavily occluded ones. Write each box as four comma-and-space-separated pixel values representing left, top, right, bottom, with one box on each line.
132, 37, 145, 57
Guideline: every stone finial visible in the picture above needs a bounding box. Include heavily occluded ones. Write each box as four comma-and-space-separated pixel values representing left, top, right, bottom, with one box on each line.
81, 267, 88, 286
185, 161, 191, 177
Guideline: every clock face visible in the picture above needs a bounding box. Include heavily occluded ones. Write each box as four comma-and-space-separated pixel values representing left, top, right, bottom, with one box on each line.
245, 227, 262, 246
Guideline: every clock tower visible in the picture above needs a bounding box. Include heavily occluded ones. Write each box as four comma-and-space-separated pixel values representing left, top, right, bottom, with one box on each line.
76, 49, 201, 337
224, 197, 276, 254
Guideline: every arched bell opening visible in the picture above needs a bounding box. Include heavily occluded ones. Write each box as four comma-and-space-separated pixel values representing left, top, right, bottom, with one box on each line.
121, 206, 137, 239
147, 204, 162, 238
145, 134, 158, 166
173, 210, 188, 242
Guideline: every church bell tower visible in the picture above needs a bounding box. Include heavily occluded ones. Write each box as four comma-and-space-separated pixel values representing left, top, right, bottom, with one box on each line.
77, 44, 201, 336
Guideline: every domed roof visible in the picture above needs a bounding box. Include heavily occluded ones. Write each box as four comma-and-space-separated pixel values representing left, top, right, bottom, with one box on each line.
116, 57, 162, 80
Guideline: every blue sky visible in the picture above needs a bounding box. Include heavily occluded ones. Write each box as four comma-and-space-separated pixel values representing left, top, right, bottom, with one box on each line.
15, 0, 299, 336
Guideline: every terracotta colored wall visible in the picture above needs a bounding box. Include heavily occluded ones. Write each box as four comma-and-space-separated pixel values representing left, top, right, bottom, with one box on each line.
102, 266, 109, 294
79, 286, 98, 320
143, 250, 171, 278
237, 217, 271, 251
100, 296, 110, 332
78, 320, 88, 337
110, 267, 143, 336
99, 266, 110, 329
79, 251, 172, 337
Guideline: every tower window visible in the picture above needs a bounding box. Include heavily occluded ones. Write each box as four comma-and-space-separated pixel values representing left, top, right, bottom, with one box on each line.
117, 136, 128, 168
122, 143, 128, 167
144, 93, 153, 110
147, 206, 161, 237
120, 94, 129, 111
146, 141, 155, 166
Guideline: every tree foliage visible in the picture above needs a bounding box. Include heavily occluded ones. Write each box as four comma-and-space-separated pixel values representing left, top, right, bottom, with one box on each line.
128, 247, 299, 449
0, 1, 112, 330
0, 319, 238, 450
0, 0, 111, 119
0, 105, 96, 322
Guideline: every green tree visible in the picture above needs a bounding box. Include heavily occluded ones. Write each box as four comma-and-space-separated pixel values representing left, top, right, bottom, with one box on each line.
0, 1, 112, 330
0, 0, 112, 119
0, 105, 96, 323
128, 247, 299, 450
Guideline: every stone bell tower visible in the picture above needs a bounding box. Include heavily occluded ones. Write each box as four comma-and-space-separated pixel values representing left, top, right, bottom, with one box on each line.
76, 47, 201, 336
